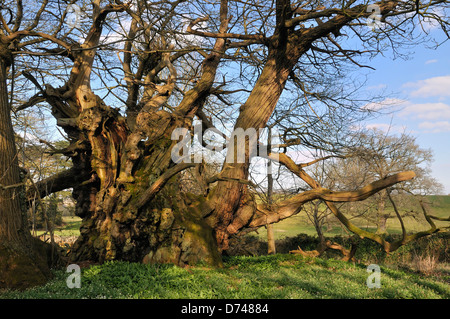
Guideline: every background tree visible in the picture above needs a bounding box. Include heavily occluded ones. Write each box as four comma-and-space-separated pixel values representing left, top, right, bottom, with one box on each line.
331, 128, 445, 234
287, 128, 446, 258
1, 1, 449, 289
13, 112, 73, 232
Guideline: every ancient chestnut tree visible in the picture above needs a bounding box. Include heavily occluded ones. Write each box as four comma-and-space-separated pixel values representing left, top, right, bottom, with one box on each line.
1, 0, 449, 288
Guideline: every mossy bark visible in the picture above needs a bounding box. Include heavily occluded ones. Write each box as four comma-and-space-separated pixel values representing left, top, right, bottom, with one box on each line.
70, 174, 223, 267
0, 239, 58, 290
68, 101, 222, 267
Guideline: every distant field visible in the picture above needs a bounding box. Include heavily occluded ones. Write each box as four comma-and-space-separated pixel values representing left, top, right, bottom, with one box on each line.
254, 195, 450, 241
35, 216, 81, 237
34, 216, 81, 245
428, 195, 450, 219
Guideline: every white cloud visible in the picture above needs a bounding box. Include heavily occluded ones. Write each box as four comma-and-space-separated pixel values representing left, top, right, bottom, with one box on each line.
361, 98, 408, 112
366, 123, 392, 131
403, 75, 450, 98
418, 121, 450, 133
99, 18, 131, 47
365, 123, 411, 134
400, 102, 450, 120
410, 6, 446, 32
425, 59, 438, 65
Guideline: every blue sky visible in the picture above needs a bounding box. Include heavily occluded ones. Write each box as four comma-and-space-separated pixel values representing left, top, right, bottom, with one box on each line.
359, 30, 450, 194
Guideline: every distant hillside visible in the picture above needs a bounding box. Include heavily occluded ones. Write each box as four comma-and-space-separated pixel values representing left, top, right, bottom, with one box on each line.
427, 195, 450, 219
429, 195, 450, 205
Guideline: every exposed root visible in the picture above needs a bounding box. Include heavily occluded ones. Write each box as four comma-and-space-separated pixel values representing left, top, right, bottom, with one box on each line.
290, 240, 358, 262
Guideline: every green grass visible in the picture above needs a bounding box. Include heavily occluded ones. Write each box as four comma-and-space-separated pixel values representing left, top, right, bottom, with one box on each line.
10, 196, 446, 299
428, 195, 450, 219
1, 254, 448, 299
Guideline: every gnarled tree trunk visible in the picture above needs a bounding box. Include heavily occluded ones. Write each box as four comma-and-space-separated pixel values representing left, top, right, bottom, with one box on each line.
66, 101, 222, 266
11, 0, 448, 273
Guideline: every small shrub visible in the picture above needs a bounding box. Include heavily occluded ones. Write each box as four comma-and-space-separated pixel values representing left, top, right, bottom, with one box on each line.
411, 254, 438, 275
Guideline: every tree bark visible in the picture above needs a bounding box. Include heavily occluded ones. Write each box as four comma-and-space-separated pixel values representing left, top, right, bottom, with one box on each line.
0, 43, 53, 290
375, 191, 389, 235
65, 99, 223, 267
209, 35, 304, 251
